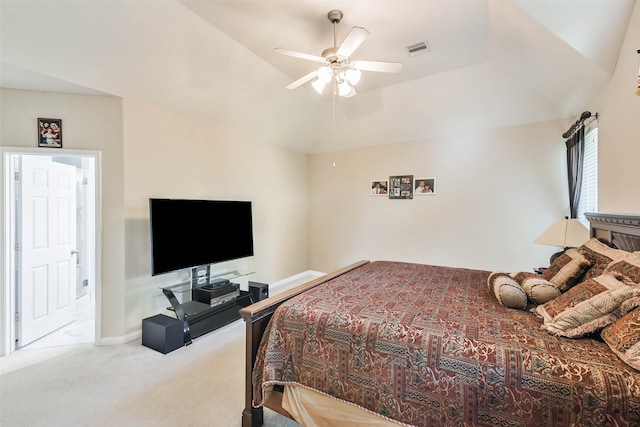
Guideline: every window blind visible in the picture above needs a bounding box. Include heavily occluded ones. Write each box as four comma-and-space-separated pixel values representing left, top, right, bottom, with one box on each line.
578, 126, 598, 226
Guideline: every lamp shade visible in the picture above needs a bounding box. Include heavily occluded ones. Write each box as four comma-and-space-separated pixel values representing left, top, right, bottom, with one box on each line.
345, 68, 361, 85
317, 66, 332, 83
312, 79, 327, 94
534, 218, 590, 248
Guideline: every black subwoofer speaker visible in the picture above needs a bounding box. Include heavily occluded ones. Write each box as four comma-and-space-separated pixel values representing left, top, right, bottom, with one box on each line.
142, 314, 184, 354
249, 281, 269, 303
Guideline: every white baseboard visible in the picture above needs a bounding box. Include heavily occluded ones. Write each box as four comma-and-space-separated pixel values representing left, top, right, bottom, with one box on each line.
98, 330, 141, 345
269, 270, 325, 291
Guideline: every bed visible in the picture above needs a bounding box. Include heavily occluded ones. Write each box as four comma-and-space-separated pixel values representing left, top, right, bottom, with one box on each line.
240, 212, 640, 427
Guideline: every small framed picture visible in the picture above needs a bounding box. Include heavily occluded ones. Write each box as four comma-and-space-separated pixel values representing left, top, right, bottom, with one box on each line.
414, 177, 436, 195
38, 118, 62, 148
370, 179, 388, 196
389, 175, 413, 199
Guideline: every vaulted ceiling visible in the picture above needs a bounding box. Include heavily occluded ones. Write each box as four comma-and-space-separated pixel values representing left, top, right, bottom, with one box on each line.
1, 1, 635, 153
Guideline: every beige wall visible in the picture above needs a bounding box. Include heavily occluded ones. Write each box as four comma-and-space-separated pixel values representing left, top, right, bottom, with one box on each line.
308, 120, 571, 274
586, 0, 640, 213
121, 99, 309, 333
0, 89, 309, 347
0, 88, 126, 349
307, 2, 640, 275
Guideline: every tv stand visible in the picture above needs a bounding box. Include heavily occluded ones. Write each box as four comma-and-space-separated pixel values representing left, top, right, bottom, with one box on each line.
161, 288, 251, 345
156, 270, 254, 346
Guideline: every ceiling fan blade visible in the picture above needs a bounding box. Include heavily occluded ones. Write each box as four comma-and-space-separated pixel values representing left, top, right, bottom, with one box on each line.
336, 26, 369, 58
286, 70, 318, 90
352, 60, 403, 73
274, 47, 324, 63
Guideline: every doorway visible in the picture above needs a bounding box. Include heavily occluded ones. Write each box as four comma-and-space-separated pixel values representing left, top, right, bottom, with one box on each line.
2, 148, 100, 354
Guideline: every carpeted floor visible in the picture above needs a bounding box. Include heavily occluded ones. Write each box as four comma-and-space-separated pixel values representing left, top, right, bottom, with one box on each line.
0, 319, 300, 427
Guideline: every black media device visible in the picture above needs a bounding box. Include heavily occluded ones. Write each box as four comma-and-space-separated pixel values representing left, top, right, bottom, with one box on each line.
249, 282, 269, 303
149, 198, 254, 277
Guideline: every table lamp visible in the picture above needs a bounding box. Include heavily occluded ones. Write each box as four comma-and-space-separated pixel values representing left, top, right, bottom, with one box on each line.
535, 217, 590, 263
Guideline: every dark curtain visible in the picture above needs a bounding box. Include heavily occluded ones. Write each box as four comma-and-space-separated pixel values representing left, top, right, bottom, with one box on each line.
565, 126, 585, 219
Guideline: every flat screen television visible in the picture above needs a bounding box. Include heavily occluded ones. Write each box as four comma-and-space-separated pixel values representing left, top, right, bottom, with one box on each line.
149, 198, 254, 276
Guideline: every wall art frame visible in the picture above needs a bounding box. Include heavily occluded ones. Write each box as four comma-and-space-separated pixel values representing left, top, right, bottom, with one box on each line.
38, 118, 62, 148
389, 175, 413, 199
414, 177, 436, 195
370, 179, 389, 196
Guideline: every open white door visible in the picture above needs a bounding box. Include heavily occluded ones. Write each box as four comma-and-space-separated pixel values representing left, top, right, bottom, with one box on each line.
18, 156, 77, 347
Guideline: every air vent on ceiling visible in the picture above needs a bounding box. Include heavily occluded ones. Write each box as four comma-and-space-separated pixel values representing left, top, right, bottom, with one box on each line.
407, 40, 431, 57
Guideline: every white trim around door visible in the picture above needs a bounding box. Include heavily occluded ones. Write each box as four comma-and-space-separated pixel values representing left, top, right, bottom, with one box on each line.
1, 146, 102, 356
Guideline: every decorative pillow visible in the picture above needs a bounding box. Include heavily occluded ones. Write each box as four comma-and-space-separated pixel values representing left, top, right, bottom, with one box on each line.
536, 273, 640, 338
601, 307, 640, 371
520, 276, 561, 304
510, 271, 536, 284
541, 248, 592, 292
605, 251, 640, 284
487, 272, 528, 310
578, 238, 628, 280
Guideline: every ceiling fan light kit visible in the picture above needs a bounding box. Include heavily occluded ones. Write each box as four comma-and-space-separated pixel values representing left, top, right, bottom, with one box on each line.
275, 9, 403, 98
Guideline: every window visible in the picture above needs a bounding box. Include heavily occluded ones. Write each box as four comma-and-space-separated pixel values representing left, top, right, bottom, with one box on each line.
577, 126, 598, 226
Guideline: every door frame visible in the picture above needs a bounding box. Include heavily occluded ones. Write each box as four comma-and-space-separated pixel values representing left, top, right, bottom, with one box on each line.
1, 146, 102, 355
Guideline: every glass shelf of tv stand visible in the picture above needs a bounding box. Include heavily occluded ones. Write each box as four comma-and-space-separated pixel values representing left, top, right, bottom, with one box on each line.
159, 269, 254, 296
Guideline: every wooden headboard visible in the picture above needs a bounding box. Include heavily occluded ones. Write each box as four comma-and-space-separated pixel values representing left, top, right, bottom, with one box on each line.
585, 212, 640, 251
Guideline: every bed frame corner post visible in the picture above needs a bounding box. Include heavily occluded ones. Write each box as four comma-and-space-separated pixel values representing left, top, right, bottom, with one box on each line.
241, 303, 269, 427
242, 407, 263, 427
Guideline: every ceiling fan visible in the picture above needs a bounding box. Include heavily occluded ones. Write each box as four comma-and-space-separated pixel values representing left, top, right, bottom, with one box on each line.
275, 9, 403, 98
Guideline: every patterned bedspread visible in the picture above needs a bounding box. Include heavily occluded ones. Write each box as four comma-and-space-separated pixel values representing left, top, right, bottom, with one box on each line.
253, 261, 640, 426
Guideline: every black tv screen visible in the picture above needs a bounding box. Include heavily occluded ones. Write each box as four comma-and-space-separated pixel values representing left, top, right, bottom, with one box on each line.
149, 198, 254, 276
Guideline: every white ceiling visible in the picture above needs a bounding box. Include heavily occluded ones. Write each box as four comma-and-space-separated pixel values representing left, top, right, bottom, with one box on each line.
0, 0, 635, 153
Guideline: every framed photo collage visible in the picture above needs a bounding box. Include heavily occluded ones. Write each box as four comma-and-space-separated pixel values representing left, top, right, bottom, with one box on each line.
370, 175, 436, 199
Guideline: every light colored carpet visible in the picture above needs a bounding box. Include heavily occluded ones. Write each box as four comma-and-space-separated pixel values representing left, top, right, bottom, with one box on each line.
0, 319, 301, 427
